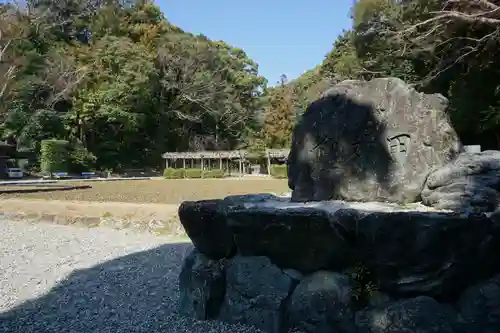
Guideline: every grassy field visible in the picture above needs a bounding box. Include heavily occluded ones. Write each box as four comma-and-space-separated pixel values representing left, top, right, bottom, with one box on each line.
0, 179, 290, 204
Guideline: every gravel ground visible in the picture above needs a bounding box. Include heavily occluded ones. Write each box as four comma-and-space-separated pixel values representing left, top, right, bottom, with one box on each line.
0, 219, 265, 333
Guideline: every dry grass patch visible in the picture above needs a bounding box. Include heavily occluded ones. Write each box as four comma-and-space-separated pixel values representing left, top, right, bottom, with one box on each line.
0, 198, 184, 236
0, 178, 289, 204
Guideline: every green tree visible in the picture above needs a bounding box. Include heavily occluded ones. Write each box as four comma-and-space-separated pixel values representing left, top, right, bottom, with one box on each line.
0, 0, 269, 170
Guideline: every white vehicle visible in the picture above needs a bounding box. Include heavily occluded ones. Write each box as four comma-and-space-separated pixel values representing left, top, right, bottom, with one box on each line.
7, 168, 23, 178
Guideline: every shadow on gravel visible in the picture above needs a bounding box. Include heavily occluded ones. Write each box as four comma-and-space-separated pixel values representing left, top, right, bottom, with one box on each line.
0, 242, 258, 333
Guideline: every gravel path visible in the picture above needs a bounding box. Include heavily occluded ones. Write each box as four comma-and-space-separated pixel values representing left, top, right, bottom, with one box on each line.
0, 220, 264, 333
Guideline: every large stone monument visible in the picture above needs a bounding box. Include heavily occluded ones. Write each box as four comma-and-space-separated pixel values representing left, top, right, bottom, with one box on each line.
176, 78, 500, 333
287, 77, 462, 203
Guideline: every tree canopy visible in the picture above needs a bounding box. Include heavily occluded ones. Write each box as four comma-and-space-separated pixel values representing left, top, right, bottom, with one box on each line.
0, 0, 266, 171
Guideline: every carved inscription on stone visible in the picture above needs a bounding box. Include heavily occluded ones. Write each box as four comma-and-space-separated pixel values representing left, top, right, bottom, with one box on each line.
387, 134, 410, 165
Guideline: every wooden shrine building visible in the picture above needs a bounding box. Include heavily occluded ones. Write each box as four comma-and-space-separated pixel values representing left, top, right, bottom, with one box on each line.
161, 149, 290, 175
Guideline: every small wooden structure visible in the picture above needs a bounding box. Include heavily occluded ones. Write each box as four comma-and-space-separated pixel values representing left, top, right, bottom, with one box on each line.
263, 148, 289, 175
161, 149, 290, 175
0, 142, 16, 179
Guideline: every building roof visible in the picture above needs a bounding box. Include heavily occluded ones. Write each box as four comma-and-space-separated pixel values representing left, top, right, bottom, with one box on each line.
162, 149, 290, 159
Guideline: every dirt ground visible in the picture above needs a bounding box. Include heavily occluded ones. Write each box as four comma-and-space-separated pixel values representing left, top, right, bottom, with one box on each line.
0, 178, 290, 204
0, 179, 289, 234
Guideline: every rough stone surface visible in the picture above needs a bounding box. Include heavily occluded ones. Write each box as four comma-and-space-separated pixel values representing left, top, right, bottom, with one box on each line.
178, 194, 286, 260
286, 271, 355, 333
227, 203, 358, 273
178, 253, 500, 333
492, 208, 500, 227
422, 150, 500, 213
223, 193, 283, 204
354, 210, 499, 300
225, 197, 500, 299
178, 248, 226, 320
355, 296, 456, 333
457, 274, 500, 333
178, 200, 235, 259
178, 194, 500, 333
287, 77, 462, 203
366, 291, 393, 308
219, 256, 293, 333
283, 269, 303, 282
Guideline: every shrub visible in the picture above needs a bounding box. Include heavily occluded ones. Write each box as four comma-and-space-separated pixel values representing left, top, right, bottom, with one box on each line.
69, 143, 96, 173
185, 168, 202, 178
270, 164, 287, 179
40, 139, 69, 175
163, 168, 186, 179
202, 169, 225, 178
164, 168, 224, 179
163, 168, 174, 178
347, 262, 379, 307
173, 168, 186, 178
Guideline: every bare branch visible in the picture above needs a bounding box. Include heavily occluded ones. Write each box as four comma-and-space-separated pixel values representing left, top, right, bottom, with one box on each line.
0, 37, 11, 61
0, 9, 18, 105
0, 65, 16, 99
474, 0, 500, 10
381, 0, 500, 84
446, 0, 499, 11
42, 53, 89, 105
157, 43, 228, 119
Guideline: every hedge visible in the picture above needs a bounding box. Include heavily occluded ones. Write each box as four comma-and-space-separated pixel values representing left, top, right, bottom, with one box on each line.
163, 168, 186, 179
270, 164, 287, 179
163, 168, 226, 179
40, 139, 69, 175
202, 169, 225, 178
185, 168, 202, 178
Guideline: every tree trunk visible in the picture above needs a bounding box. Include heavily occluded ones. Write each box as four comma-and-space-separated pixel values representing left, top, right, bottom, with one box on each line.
215, 122, 219, 145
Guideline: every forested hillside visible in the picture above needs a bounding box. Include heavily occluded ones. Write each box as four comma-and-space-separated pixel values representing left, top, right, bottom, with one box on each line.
2, 0, 500, 172
0, 0, 267, 171
263, 0, 500, 151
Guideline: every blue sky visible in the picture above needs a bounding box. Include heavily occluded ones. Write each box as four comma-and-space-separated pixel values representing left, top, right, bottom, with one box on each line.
157, 0, 354, 85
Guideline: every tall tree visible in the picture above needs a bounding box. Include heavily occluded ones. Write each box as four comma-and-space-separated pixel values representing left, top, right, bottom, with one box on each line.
262, 78, 296, 148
